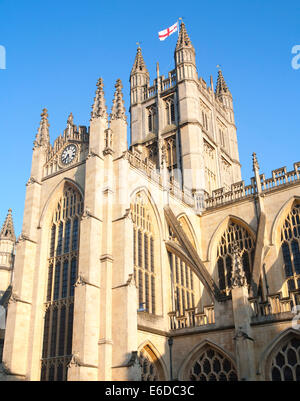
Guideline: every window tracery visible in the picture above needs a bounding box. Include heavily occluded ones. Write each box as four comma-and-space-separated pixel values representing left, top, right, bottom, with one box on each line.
165, 97, 176, 125
169, 252, 195, 315
41, 185, 83, 381
139, 345, 164, 381
280, 203, 300, 291
132, 193, 156, 314
216, 221, 255, 295
189, 346, 237, 381
270, 337, 300, 381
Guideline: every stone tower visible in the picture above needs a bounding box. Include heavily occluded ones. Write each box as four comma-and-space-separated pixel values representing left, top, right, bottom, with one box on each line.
130, 21, 241, 196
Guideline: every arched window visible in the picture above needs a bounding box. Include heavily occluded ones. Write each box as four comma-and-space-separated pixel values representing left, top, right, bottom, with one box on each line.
216, 221, 255, 295
139, 345, 165, 381
165, 136, 177, 176
168, 219, 197, 317
269, 337, 300, 381
147, 106, 157, 133
165, 97, 175, 126
188, 346, 237, 381
41, 184, 83, 381
169, 252, 195, 316
132, 193, 156, 314
202, 111, 209, 131
280, 203, 300, 291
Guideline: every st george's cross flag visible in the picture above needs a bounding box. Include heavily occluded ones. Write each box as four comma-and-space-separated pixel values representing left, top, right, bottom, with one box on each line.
158, 21, 178, 41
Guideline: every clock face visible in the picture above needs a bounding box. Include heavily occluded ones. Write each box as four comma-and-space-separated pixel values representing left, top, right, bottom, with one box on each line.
61, 144, 77, 165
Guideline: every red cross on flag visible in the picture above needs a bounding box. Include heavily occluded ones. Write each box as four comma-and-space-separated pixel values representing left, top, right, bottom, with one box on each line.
158, 22, 178, 41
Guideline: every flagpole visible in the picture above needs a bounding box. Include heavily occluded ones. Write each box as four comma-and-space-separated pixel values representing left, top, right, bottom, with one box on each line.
178, 17, 182, 37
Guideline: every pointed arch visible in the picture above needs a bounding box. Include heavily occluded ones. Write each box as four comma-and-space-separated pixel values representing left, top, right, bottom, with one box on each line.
165, 205, 219, 303
130, 186, 163, 240
258, 328, 300, 381
207, 215, 256, 296
40, 180, 84, 381
272, 197, 300, 293
178, 339, 237, 381
207, 215, 256, 262
138, 340, 167, 381
38, 178, 84, 229
271, 196, 300, 247
176, 213, 198, 252
131, 188, 162, 315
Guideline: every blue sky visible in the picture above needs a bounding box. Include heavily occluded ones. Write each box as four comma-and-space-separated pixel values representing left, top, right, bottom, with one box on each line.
0, 0, 299, 235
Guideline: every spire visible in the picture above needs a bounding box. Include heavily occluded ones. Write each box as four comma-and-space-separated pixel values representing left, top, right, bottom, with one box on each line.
252, 152, 259, 172
34, 108, 50, 147
91, 78, 108, 121
131, 46, 149, 76
252, 152, 262, 194
0, 209, 15, 241
110, 79, 127, 122
215, 68, 230, 96
176, 21, 193, 50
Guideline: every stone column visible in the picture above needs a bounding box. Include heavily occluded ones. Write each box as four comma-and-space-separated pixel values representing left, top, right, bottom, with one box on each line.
68, 152, 103, 381
98, 146, 114, 381
231, 243, 255, 381
68, 109, 107, 380
110, 156, 139, 380
2, 137, 47, 379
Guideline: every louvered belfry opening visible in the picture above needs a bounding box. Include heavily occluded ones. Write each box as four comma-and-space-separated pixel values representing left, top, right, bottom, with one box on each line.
41, 184, 83, 381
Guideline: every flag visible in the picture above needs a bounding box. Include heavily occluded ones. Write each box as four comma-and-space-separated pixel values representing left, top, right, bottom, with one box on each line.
158, 22, 178, 41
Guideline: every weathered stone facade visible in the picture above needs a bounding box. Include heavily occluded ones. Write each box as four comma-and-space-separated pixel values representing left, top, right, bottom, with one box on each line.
1, 22, 300, 381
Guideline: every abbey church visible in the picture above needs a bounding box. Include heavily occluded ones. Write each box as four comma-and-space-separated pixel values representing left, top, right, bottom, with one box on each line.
0, 22, 300, 381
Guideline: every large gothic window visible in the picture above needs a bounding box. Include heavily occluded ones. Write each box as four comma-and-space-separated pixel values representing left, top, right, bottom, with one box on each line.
169, 252, 195, 316
216, 221, 255, 295
280, 203, 300, 291
132, 193, 156, 314
189, 346, 238, 381
270, 337, 300, 381
41, 184, 83, 381
168, 218, 197, 317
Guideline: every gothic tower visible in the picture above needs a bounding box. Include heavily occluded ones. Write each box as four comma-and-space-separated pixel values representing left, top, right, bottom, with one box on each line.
129, 21, 242, 197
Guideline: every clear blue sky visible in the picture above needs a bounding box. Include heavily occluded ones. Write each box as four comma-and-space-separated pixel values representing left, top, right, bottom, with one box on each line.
0, 0, 299, 235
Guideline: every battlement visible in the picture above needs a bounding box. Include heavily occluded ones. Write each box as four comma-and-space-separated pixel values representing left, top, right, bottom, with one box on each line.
125, 148, 300, 214
143, 69, 177, 101
124, 150, 197, 208
141, 67, 223, 107
205, 161, 300, 209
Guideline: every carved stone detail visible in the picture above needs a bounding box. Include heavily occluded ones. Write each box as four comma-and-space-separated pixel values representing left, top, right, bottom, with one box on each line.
231, 242, 247, 288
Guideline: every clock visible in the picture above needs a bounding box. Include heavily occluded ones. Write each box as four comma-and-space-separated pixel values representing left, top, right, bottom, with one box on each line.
61, 144, 77, 165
